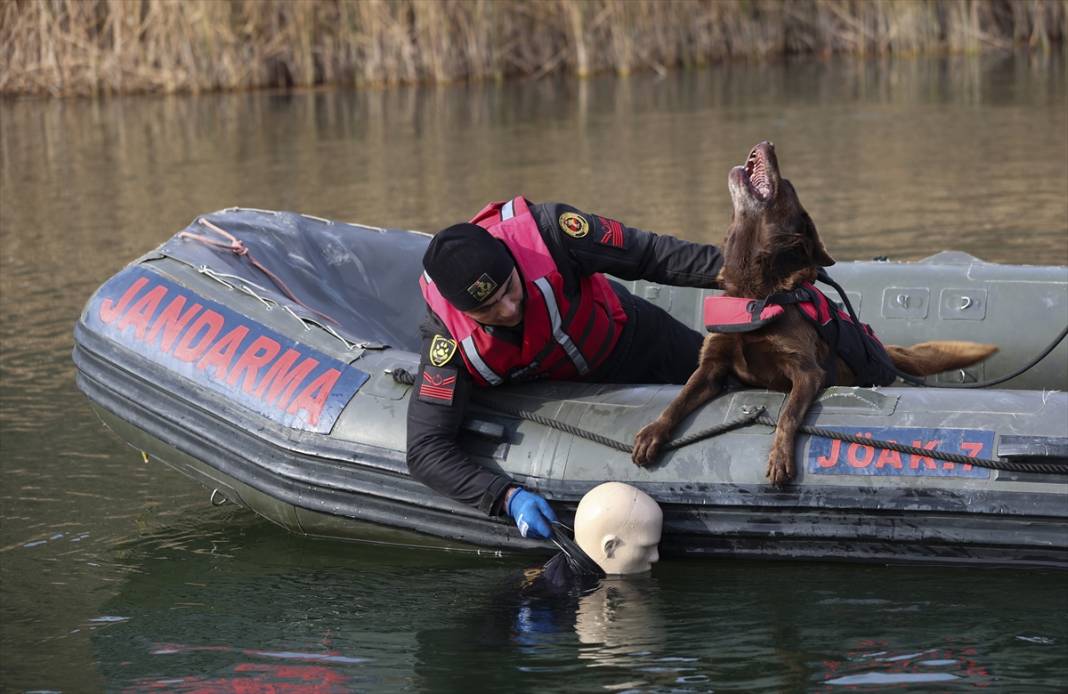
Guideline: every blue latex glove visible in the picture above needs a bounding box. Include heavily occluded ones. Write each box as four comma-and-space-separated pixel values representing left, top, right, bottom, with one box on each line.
507, 489, 558, 539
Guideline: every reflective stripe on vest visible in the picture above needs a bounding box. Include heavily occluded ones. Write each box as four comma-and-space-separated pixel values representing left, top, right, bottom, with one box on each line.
501, 199, 515, 221
533, 277, 590, 375
461, 336, 503, 385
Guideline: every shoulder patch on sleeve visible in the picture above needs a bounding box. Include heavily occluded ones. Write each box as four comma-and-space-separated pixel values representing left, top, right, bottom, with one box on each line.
558, 212, 589, 239
418, 365, 458, 405
429, 334, 457, 367
595, 216, 625, 249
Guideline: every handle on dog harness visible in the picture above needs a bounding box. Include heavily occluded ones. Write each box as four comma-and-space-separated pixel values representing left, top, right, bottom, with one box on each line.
703, 296, 785, 333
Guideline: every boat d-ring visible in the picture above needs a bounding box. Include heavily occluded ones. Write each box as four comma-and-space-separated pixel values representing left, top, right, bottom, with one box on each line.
958, 296, 973, 310
210, 488, 229, 506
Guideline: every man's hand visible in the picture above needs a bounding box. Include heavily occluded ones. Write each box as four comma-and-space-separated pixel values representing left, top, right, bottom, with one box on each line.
507, 488, 558, 539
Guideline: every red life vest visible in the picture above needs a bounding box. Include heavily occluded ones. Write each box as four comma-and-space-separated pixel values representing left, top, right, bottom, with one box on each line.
420, 197, 628, 386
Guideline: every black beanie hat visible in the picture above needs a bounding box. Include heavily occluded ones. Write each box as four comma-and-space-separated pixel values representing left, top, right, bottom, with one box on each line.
423, 223, 516, 310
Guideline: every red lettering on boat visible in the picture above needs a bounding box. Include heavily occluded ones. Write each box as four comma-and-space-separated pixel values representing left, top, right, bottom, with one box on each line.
196, 325, 250, 380
959, 440, 985, 471
227, 335, 282, 393
173, 310, 225, 362
875, 446, 903, 469
286, 368, 341, 427
255, 349, 318, 408
816, 439, 841, 467
116, 285, 167, 340
846, 434, 875, 468
909, 440, 940, 469
99, 276, 149, 324
146, 295, 203, 353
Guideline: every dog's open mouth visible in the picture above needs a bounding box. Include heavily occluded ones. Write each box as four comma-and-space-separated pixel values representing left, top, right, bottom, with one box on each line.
744, 144, 773, 201
728, 141, 780, 211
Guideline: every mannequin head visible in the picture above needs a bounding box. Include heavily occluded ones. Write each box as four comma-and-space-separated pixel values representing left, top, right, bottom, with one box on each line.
574, 482, 663, 575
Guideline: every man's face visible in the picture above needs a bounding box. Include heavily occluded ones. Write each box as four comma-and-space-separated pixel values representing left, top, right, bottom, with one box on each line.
462, 268, 523, 327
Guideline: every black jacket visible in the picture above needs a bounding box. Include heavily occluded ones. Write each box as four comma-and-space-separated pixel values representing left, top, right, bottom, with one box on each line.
406, 201, 723, 515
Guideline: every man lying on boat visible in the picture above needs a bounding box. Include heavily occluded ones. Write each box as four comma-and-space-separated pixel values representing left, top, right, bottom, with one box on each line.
409, 196, 722, 538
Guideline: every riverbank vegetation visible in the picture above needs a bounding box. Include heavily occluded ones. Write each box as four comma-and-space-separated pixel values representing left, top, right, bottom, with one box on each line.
2, 0, 1065, 96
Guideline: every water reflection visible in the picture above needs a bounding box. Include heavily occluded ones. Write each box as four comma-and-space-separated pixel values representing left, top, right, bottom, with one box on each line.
2, 52, 1064, 269
89, 520, 479, 691
73, 514, 1068, 691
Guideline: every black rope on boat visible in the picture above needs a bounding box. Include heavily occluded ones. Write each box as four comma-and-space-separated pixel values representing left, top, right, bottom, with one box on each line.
389, 367, 762, 452
389, 368, 1068, 475
493, 405, 767, 454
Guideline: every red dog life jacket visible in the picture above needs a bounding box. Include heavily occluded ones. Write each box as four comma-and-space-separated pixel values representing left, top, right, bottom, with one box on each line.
704, 282, 898, 387
704, 296, 785, 332
420, 197, 628, 386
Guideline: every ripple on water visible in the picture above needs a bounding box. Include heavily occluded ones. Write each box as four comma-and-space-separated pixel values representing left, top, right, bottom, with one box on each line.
827, 672, 960, 685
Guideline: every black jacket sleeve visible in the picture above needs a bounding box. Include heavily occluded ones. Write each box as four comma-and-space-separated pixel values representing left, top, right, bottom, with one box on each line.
405, 313, 514, 516
531, 202, 723, 287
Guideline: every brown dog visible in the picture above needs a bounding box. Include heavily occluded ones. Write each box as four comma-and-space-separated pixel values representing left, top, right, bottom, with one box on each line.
631, 141, 998, 485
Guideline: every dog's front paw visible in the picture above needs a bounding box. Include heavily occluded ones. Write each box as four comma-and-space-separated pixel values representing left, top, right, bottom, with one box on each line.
764, 449, 795, 487
632, 421, 670, 467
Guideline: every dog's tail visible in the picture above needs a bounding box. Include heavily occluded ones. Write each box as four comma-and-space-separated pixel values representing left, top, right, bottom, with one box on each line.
886, 341, 998, 377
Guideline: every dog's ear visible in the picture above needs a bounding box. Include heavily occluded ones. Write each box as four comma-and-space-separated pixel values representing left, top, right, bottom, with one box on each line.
804, 213, 835, 267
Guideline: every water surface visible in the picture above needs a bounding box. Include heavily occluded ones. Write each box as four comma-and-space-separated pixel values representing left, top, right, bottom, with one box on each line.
2, 53, 1066, 691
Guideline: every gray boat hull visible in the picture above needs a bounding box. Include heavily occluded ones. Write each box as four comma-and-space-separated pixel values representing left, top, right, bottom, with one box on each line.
72, 209, 1068, 567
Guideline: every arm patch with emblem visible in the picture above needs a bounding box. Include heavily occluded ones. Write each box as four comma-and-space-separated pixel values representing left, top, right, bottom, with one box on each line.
559, 212, 590, 238
419, 365, 458, 405
596, 216, 626, 249
429, 334, 458, 366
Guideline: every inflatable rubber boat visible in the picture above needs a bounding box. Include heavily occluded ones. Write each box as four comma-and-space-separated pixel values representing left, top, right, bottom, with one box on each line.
72, 209, 1068, 567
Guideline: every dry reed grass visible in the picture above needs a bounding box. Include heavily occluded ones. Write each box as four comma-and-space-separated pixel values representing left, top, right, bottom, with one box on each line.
2, 0, 1065, 96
